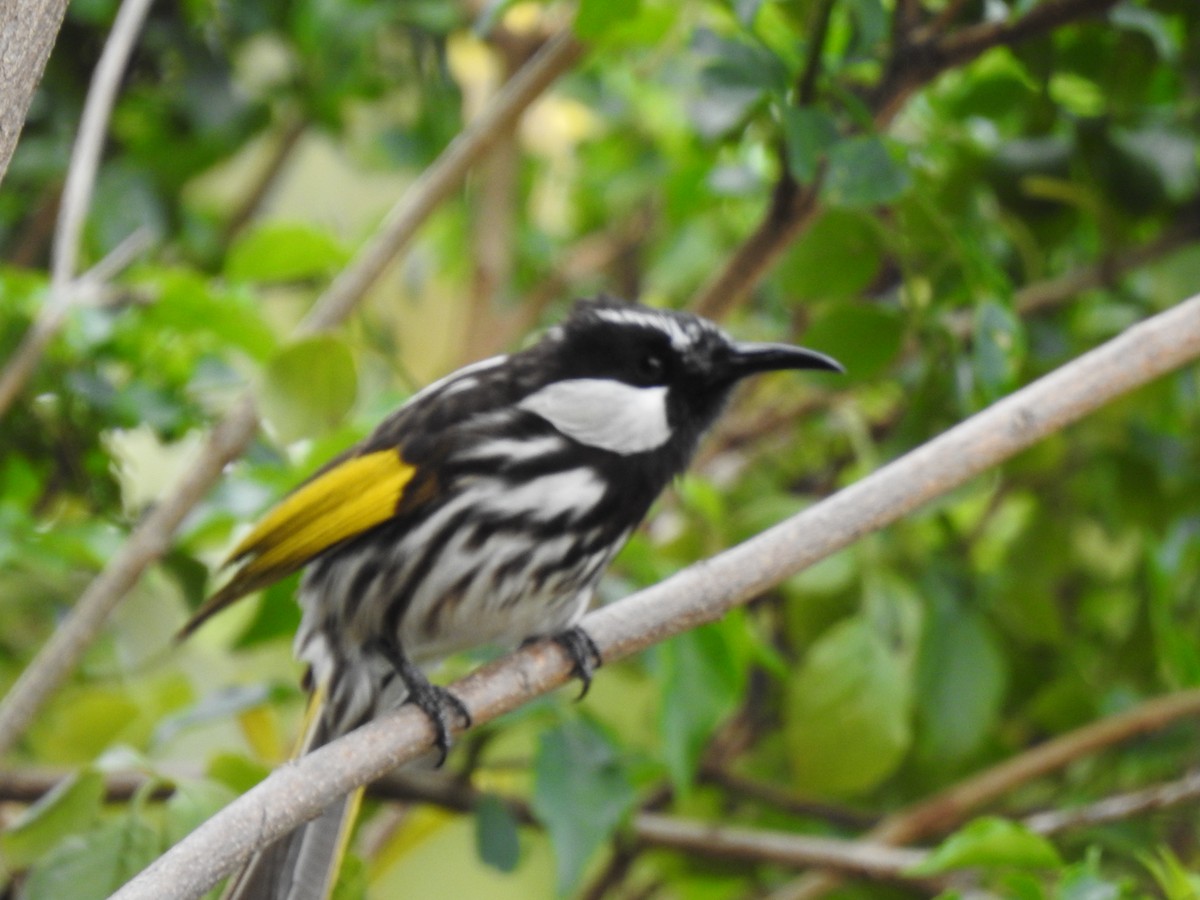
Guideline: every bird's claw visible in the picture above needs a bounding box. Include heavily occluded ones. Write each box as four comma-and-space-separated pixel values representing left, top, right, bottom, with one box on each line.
551, 626, 603, 700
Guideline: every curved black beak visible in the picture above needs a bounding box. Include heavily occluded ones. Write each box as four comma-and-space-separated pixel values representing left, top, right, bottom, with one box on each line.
723, 341, 845, 383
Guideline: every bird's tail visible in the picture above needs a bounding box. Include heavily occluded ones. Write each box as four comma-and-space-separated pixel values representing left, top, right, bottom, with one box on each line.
222, 684, 362, 900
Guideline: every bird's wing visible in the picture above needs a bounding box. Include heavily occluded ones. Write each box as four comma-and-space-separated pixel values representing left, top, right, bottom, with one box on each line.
179, 448, 423, 637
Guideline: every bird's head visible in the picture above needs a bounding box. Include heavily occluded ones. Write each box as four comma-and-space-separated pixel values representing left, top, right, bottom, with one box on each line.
516, 297, 843, 465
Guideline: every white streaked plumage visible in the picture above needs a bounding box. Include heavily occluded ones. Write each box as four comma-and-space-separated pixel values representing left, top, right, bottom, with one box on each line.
454, 434, 566, 462
479, 468, 606, 521
518, 379, 671, 455
409, 354, 508, 404
590, 305, 711, 351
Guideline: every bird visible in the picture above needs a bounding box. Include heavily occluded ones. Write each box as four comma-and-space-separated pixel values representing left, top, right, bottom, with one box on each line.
181, 296, 842, 899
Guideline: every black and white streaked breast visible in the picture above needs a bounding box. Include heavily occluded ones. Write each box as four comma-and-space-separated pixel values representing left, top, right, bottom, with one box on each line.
293, 300, 726, 728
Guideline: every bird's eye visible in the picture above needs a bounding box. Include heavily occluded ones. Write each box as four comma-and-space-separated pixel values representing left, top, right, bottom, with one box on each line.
636, 352, 666, 384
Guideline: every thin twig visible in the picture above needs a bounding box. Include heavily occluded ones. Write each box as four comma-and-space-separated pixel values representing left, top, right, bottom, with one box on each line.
1025, 769, 1200, 836
220, 115, 308, 246
698, 765, 878, 830
0, 0, 156, 419
635, 813, 930, 882
111, 293, 1200, 900
462, 35, 527, 364
796, 0, 836, 105
0, 29, 587, 760
301, 31, 584, 334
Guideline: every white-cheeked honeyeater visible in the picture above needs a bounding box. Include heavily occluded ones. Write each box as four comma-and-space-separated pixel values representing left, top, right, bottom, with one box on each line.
182, 296, 843, 900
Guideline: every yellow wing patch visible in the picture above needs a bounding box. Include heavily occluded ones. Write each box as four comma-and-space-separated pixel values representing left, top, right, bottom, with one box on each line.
179, 449, 416, 638
229, 450, 416, 573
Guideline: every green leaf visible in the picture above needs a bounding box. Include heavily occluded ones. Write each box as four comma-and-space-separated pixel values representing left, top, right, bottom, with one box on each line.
823, 136, 910, 208
27, 689, 141, 763
972, 299, 1025, 403
22, 813, 161, 900
575, 0, 640, 40
532, 717, 636, 894
1109, 4, 1178, 61
660, 624, 744, 789
0, 769, 105, 868
803, 304, 903, 381
475, 795, 520, 873
141, 270, 277, 361
690, 32, 789, 137
259, 335, 358, 443
777, 209, 883, 300
1141, 848, 1200, 900
915, 600, 1007, 767
909, 817, 1062, 875
225, 221, 347, 283
207, 752, 271, 795
784, 617, 913, 796
782, 107, 839, 183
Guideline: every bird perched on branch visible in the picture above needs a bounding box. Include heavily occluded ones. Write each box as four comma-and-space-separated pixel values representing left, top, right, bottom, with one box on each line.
182, 296, 842, 900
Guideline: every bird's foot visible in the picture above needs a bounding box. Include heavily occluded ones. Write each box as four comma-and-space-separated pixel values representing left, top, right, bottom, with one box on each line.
551, 626, 603, 700
406, 676, 471, 766
377, 642, 471, 765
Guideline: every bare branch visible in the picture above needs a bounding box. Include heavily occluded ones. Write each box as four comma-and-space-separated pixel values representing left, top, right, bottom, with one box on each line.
0, 0, 155, 419
220, 115, 308, 245
1026, 769, 1200, 836
0, 29, 587, 760
698, 764, 878, 830
111, 293, 1200, 899
634, 813, 930, 883
0, 0, 69, 189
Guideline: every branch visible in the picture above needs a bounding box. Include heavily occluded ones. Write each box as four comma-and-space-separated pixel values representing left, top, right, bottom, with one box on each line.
772, 688, 1200, 900
0, 0, 155, 420
301, 31, 584, 333
633, 813, 930, 884
690, 0, 1118, 320
0, 0, 69, 189
1025, 769, 1200, 836
112, 294, 1200, 899
698, 764, 878, 830
13, 760, 1200, 884
701, 216, 1200, 466
0, 29, 586, 760
219, 114, 308, 245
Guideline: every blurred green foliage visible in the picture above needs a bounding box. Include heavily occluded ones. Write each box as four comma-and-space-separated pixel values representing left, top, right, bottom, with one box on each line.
2, 0, 1200, 897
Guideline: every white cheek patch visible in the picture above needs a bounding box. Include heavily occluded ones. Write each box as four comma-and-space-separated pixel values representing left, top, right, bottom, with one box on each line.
518, 379, 671, 455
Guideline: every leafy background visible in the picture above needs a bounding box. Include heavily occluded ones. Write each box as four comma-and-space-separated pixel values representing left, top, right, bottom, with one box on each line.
2, 0, 1200, 897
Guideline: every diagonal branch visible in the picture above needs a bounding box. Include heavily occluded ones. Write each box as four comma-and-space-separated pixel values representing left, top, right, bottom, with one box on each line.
772, 688, 1200, 900
690, 0, 1119, 321
0, 0, 156, 419
112, 293, 1200, 900
1025, 768, 1200, 835
0, 29, 586, 759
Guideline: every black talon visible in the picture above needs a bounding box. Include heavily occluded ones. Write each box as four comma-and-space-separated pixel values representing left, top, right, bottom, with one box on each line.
551, 626, 603, 699
376, 641, 471, 765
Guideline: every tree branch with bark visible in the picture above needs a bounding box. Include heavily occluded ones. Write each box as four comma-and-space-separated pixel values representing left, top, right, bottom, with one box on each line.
111, 292, 1200, 899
